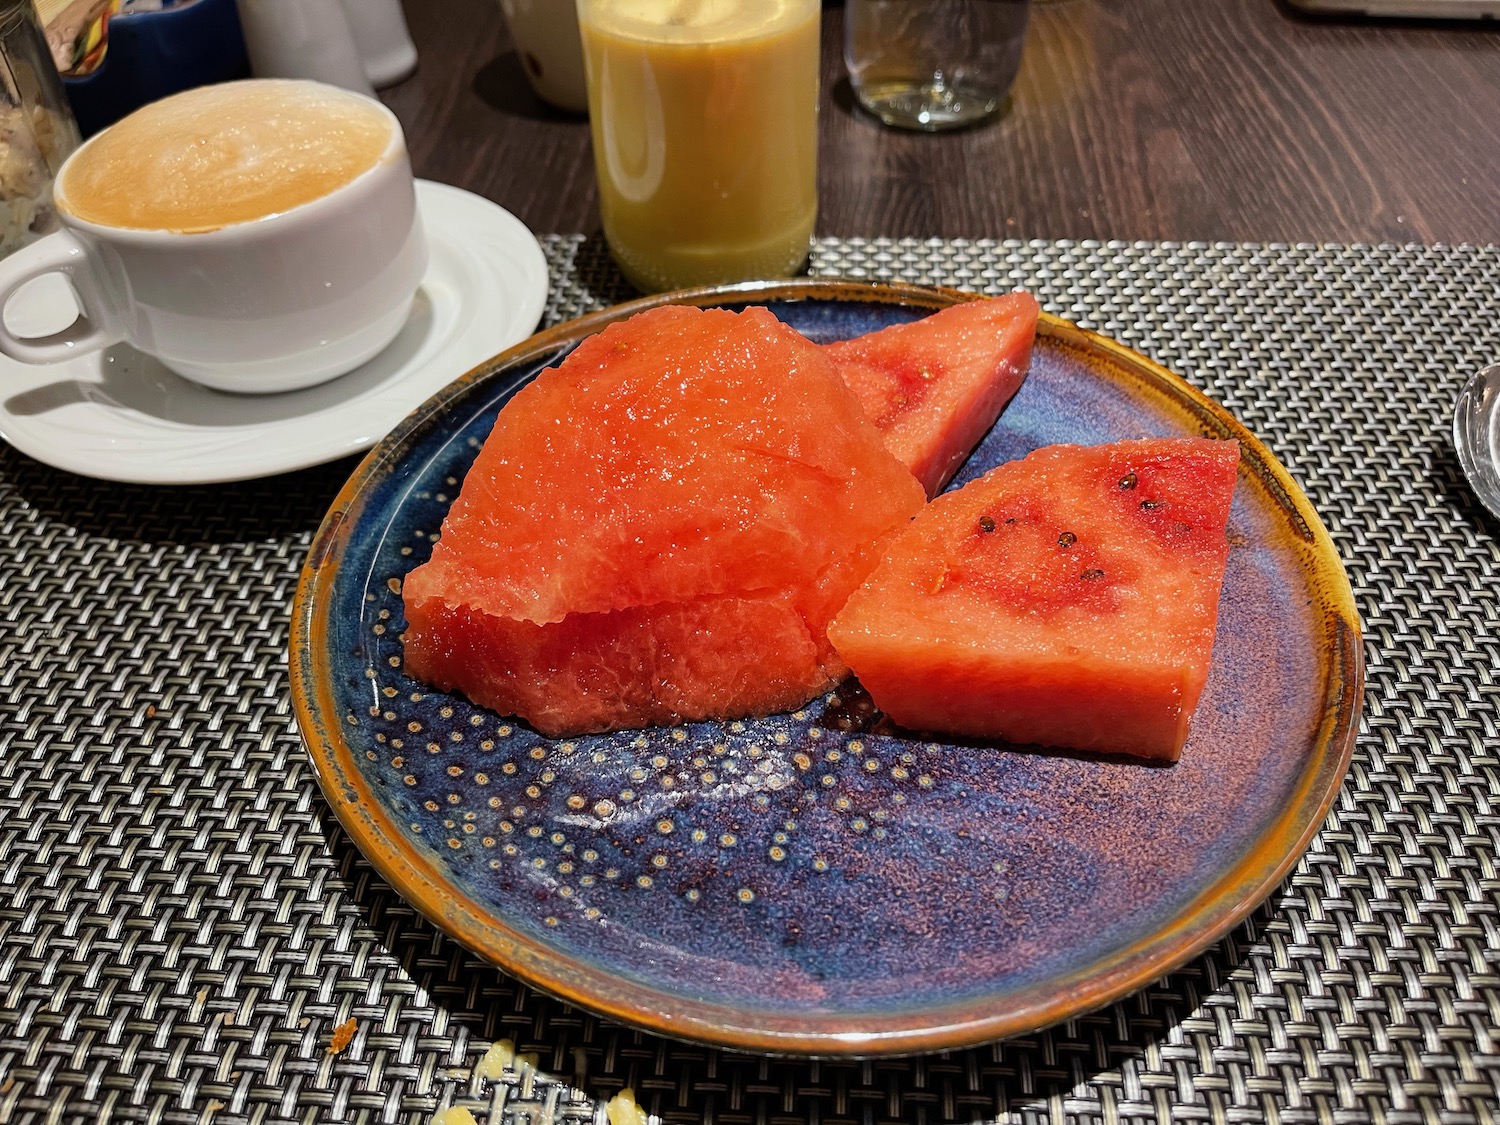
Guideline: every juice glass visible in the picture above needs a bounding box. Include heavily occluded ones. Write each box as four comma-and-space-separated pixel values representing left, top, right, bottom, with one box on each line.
576, 0, 820, 293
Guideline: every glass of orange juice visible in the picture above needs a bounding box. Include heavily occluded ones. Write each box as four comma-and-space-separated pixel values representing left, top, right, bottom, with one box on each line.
575, 0, 820, 293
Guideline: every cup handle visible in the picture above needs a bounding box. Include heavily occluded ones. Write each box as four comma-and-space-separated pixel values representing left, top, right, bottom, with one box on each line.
0, 230, 125, 364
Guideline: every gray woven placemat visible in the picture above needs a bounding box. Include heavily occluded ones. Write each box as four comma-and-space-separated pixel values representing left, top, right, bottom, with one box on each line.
2, 235, 1498, 1125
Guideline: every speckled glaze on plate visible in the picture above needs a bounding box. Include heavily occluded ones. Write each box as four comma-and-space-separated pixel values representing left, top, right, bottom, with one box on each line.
290, 280, 1363, 1058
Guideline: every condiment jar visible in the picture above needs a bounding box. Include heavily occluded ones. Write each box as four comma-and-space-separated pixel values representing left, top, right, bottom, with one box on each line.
0, 0, 80, 258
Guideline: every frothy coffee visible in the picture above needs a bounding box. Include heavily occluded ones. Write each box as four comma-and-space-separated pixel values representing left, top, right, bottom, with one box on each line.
56, 80, 394, 233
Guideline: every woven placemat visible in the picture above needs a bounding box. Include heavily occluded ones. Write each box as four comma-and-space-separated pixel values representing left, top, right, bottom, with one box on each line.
1, 236, 1497, 1125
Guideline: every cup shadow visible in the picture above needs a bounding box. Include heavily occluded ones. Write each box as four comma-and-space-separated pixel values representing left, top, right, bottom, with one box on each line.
1429, 428, 1500, 530
2, 287, 439, 428
0, 436, 358, 543
473, 52, 587, 124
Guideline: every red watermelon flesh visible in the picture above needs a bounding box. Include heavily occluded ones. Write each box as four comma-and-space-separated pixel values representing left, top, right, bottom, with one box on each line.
401, 304, 926, 738
826, 438, 1240, 761
824, 293, 1039, 498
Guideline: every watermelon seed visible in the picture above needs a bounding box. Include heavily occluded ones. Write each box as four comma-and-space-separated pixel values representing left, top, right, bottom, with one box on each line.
1140, 499, 1163, 510
1081, 568, 1106, 581
1057, 531, 1077, 549
978, 516, 996, 533
1119, 473, 1138, 490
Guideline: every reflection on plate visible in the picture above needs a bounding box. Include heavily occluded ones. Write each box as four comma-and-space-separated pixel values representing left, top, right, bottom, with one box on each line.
0, 181, 548, 484
291, 280, 1363, 1057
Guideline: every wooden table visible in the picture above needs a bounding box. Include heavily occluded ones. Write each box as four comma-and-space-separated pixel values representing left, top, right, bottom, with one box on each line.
385, 0, 1500, 246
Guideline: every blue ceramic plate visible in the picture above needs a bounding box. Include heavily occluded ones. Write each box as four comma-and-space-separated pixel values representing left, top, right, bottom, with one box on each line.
291, 280, 1362, 1057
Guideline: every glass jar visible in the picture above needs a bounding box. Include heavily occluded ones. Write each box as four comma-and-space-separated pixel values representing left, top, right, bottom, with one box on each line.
0, 0, 80, 258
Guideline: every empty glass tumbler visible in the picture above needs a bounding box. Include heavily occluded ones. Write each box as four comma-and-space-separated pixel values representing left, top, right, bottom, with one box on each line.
845, 0, 1030, 131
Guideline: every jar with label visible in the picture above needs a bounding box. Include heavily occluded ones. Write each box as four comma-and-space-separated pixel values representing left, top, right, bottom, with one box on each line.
0, 0, 80, 257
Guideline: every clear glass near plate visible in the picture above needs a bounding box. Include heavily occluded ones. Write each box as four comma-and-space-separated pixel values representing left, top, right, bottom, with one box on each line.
290, 279, 1362, 1057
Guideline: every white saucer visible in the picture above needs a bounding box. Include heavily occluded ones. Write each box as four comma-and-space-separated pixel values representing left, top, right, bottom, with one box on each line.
0, 181, 549, 485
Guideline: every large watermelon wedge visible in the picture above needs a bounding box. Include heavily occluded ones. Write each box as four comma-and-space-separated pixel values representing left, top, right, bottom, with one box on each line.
401, 304, 926, 738
825, 293, 1039, 497
827, 437, 1240, 761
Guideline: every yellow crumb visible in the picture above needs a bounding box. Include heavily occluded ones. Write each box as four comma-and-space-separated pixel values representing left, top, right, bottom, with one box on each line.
474, 1038, 516, 1081
605, 1087, 649, 1125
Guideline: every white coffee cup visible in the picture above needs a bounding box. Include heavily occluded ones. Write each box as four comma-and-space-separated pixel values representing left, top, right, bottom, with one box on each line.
0, 78, 427, 394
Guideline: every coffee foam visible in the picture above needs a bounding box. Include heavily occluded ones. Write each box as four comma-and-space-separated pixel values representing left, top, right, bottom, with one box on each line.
57, 80, 394, 233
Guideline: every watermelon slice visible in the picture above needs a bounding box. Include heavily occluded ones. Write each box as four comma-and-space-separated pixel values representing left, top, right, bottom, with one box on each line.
826, 438, 1240, 761
401, 304, 926, 738
825, 293, 1039, 497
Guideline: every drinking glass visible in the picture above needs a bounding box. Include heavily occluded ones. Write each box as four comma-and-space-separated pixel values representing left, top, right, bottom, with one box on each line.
576, 0, 820, 294
845, 0, 1030, 131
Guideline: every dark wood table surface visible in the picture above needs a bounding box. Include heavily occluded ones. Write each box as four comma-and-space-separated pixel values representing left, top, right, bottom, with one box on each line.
385, 0, 1500, 247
